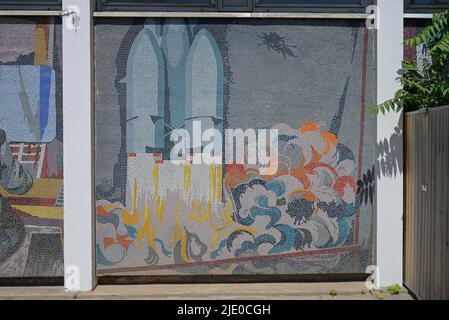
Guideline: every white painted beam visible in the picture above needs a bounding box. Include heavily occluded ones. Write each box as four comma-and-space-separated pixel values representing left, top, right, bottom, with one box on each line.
404, 13, 433, 19
58, 0, 406, 292
0, 10, 61, 16
63, 0, 96, 292
93, 11, 370, 19
375, 0, 404, 288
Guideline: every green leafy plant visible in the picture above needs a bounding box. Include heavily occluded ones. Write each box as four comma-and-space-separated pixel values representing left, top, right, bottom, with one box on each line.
329, 288, 338, 297
387, 283, 402, 295
370, 9, 449, 114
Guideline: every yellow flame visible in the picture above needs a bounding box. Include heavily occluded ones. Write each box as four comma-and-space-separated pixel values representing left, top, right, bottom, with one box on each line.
196, 199, 203, 221
183, 165, 191, 198
121, 178, 139, 226
181, 229, 190, 263
198, 200, 211, 223
211, 229, 221, 247
136, 203, 154, 250
222, 199, 234, 224
173, 207, 183, 248
156, 196, 164, 221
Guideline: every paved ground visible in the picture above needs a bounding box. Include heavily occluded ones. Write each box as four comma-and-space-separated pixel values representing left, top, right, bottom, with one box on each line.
0, 282, 413, 300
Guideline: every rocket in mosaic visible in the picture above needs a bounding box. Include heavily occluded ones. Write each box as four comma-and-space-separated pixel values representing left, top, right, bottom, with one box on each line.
95, 18, 376, 275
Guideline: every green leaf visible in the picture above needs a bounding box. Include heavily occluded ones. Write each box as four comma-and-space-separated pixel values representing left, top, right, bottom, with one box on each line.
375, 9, 449, 114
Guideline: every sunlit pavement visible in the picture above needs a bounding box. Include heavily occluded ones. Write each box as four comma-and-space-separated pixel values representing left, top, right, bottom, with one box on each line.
0, 282, 413, 300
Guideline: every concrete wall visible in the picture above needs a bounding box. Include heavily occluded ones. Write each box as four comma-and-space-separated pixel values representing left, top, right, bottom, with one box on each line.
0, 2, 407, 286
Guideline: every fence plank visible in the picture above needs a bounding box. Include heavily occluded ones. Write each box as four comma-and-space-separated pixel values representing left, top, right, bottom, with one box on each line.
404, 106, 449, 300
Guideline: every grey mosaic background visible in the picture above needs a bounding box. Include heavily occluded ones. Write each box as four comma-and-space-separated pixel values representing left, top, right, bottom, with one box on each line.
95, 18, 375, 276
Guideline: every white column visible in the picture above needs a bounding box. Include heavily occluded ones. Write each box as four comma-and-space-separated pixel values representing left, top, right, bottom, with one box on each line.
375, 0, 404, 288
63, 0, 96, 292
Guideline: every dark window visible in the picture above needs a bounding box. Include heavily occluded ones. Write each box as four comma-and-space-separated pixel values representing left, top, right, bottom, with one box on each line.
98, 0, 220, 11
406, 0, 449, 12
97, 0, 369, 12
219, 0, 251, 11
0, 0, 61, 10
255, 0, 363, 6
254, 0, 367, 12
409, 0, 449, 4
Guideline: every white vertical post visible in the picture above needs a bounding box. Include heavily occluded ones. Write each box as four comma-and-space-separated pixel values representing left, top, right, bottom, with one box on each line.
63, 0, 96, 291
375, 0, 404, 288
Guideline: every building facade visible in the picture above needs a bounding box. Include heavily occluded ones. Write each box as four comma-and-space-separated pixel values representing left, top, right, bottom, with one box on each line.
0, 0, 445, 291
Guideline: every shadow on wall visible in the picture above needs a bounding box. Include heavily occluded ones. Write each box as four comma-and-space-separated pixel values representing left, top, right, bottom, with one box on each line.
376, 125, 403, 180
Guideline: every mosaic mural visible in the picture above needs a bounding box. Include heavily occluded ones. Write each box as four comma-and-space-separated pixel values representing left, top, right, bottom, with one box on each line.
0, 17, 63, 277
404, 19, 432, 67
95, 19, 375, 275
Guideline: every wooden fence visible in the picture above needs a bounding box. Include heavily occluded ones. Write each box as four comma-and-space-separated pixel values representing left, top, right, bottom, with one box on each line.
404, 105, 449, 300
